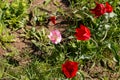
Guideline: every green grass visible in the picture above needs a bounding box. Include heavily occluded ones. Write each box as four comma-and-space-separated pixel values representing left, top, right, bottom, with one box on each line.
0, 0, 120, 80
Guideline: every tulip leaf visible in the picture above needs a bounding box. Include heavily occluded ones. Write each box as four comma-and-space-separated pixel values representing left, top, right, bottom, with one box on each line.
108, 42, 120, 66
44, 0, 51, 5
0, 64, 4, 78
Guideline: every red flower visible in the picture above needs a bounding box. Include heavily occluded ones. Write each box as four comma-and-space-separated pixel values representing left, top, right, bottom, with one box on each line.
62, 61, 78, 78
50, 16, 56, 25
105, 2, 113, 13
90, 2, 106, 17
75, 25, 91, 41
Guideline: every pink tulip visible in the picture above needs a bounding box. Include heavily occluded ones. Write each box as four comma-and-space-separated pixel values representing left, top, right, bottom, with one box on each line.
48, 30, 62, 44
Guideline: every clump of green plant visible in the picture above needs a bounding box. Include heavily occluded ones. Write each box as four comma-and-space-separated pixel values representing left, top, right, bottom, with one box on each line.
0, 56, 30, 80
0, 0, 28, 29
0, 22, 15, 48
24, 27, 54, 57
28, 4, 49, 26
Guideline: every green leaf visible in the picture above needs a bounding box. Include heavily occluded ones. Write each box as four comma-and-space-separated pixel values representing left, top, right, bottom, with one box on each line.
105, 24, 110, 30
108, 42, 120, 65
0, 64, 4, 78
44, 0, 51, 5
0, 23, 4, 35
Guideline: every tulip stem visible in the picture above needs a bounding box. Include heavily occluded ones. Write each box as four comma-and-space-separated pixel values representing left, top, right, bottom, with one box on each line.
91, 38, 98, 47
100, 30, 108, 42
107, 13, 110, 22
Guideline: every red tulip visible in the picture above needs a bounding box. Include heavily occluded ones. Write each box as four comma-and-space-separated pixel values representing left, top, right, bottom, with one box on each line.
62, 60, 78, 78
75, 25, 91, 41
90, 2, 106, 17
50, 16, 56, 25
105, 2, 113, 13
